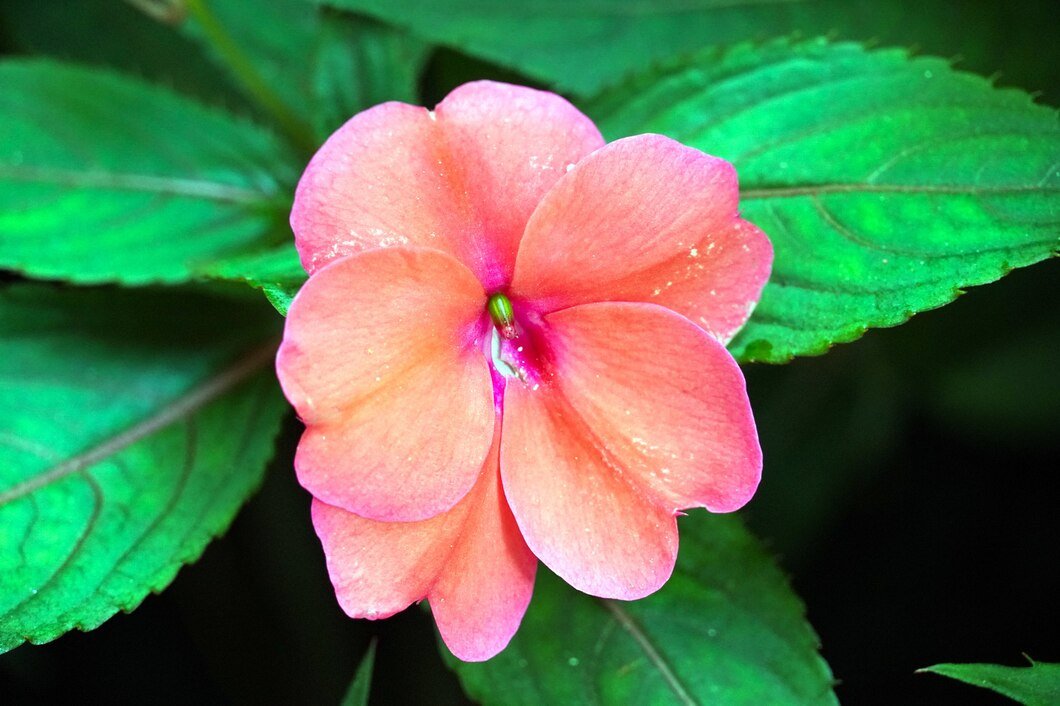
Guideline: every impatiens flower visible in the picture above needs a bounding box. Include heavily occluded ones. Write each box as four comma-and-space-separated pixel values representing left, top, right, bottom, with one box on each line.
276, 82, 772, 661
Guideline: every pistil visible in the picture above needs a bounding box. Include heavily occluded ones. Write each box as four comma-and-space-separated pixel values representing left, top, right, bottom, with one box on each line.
487, 292, 518, 340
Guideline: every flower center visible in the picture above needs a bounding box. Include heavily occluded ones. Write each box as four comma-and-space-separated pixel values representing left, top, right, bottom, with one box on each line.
487, 292, 517, 340
485, 292, 551, 389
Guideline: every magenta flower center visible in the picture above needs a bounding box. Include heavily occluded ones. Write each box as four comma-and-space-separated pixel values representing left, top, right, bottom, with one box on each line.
486, 292, 554, 393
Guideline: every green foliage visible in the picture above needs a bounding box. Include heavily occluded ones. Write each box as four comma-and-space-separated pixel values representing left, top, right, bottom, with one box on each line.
447, 515, 836, 705
0, 286, 286, 653
0, 60, 298, 285
181, 0, 319, 145
181, 0, 429, 147
310, 10, 432, 140
0, 0, 241, 111
586, 39, 1059, 362
340, 641, 378, 706
920, 660, 1060, 705
195, 244, 307, 315
319, 0, 1058, 98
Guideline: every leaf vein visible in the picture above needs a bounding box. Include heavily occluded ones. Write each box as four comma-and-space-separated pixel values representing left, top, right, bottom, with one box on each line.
0, 341, 277, 508
601, 599, 698, 706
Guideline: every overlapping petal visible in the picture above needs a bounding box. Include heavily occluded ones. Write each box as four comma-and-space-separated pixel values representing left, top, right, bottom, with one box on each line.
277, 247, 494, 522
312, 430, 536, 662
500, 377, 678, 600
500, 301, 762, 598
511, 134, 773, 343
291, 81, 603, 288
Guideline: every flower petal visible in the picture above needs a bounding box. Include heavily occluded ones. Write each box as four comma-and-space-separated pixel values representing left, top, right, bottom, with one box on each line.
277, 247, 494, 521
291, 101, 469, 275
511, 134, 773, 343
433, 81, 604, 289
545, 301, 762, 514
501, 384, 679, 600
291, 82, 603, 288
312, 497, 458, 620
500, 301, 762, 599
429, 462, 537, 661
311, 431, 536, 661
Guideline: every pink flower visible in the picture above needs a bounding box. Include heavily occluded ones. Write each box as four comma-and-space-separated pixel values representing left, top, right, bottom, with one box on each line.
276, 82, 772, 661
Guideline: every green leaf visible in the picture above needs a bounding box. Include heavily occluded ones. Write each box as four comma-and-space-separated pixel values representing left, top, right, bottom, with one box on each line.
340, 641, 378, 706
195, 243, 307, 315
585, 39, 1059, 363
0, 0, 244, 112
259, 282, 303, 317
181, 0, 429, 146
0, 285, 286, 653
920, 660, 1060, 705
310, 10, 432, 139
0, 59, 299, 285
318, 0, 1058, 98
447, 515, 836, 705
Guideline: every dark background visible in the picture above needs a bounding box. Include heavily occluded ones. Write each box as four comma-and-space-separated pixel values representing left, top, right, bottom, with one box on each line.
0, 2, 1057, 704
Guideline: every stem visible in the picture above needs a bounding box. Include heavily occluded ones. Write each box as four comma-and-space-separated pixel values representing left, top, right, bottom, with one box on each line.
183, 0, 316, 154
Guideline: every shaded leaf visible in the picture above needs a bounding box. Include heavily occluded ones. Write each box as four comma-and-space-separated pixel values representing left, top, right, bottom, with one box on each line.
319, 0, 1059, 98
0, 0, 243, 111
0, 285, 286, 652
0, 60, 298, 285
311, 10, 431, 139
447, 515, 836, 705
743, 341, 902, 560
181, 0, 428, 145
920, 660, 1060, 706
340, 640, 377, 706
586, 39, 1059, 362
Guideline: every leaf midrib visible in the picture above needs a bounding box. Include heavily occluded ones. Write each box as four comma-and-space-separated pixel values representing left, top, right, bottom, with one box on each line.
742, 182, 1059, 200
0, 341, 279, 508
600, 598, 698, 705
0, 164, 281, 206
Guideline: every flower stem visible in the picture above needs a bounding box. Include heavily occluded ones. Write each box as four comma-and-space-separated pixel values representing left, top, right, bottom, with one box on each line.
183, 0, 316, 154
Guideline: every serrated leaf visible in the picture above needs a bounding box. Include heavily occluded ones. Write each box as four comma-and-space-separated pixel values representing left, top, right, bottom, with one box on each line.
340, 641, 377, 706
920, 660, 1060, 705
585, 39, 1059, 362
0, 59, 300, 285
318, 0, 1058, 97
0, 285, 286, 653
446, 515, 836, 705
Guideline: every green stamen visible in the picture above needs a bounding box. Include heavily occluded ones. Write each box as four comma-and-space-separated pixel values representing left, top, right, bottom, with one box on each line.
487, 293, 517, 339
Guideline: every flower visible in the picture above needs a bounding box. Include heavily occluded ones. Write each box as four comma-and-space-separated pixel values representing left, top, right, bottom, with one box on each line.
276, 81, 772, 661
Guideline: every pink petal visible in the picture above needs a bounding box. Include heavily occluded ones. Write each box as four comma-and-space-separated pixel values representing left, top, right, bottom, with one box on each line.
311, 432, 536, 661
312, 498, 460, 620
500, 301, 762, 599
501, 383, 679, 600
544, 302, 762, 513
433, 81, 604, 289
511, 134, 773, 343
429, 461, 537, 661
291, 82, 603, 288
291, 101, 466, 274
277, 248, 494, 521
